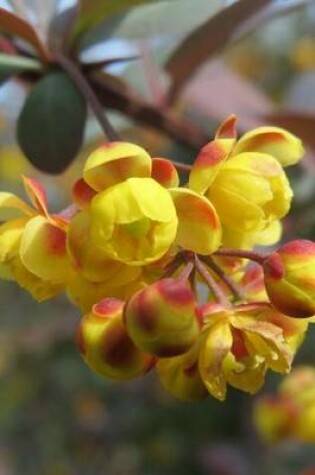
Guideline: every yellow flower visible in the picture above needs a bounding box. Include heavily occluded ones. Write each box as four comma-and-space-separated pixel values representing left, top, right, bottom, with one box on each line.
89, 177, 178, 265
0, 177, 74, 301
189, 117, 297, 236
198, 304, 305, 400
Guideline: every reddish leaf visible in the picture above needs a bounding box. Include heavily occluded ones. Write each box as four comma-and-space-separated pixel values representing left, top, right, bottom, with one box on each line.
0, 7, 49, 61
165, 0, 273, 102
0, 34, 16, 54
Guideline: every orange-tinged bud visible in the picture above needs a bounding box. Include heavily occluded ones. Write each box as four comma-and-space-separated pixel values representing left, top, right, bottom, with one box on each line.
124, 278, 201, 357
253, 394, 299, 443
263, 240, 315, 318
77, 298, 155, 380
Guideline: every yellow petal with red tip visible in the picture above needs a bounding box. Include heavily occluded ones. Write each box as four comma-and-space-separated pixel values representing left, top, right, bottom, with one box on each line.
67, 209, 141, 284
72, 178, 96, 208
20, 215, 74, 284
77, 298, 155, 380
151, 158, 179, 188
169, 187, 221, 254
199, 319, 232, 401
22, 176, 49, 217
189, 138, 235, 194
215, 115, 237, 139
9, 254, 63, 301
83, 142, 152, 191
232, 126, 304, 167
0, 192, 33, 220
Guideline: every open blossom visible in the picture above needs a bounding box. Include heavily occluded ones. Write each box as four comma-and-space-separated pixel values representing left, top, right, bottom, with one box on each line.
198, 304, 307, 401
0, 176, 74, 300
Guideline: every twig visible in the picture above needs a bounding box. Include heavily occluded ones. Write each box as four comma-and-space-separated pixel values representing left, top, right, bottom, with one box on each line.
195, 256, 231, 307
171, 160, 192, 172
200, 255, 246, 301
213, 248, 265, 264
54, 53, 120, 142
89, 71, 209, 150
178, 260, 195, 283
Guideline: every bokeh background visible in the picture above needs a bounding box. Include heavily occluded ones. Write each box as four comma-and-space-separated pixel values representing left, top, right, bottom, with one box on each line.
0, 1, 315, 473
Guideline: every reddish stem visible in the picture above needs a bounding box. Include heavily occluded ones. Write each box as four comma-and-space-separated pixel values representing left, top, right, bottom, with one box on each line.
200, 256, 246, 301
195, 256, 231, 308
213, 248, 266, 264
178, 260, 195, 283
170, 160, 192, 173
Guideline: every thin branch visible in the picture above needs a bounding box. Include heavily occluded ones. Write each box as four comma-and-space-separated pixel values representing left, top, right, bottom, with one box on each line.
213, 248, 266, 264
200, 255, 246, 301
195, 256, 231, 308
54, 53, 120, 142
89, 71, 209, 151
178, 260, 195, 283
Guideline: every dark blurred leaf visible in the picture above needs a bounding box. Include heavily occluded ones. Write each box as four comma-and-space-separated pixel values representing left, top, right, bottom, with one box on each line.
0, 52, 41, 82
265, 112, 315, 153
80, 0, 223, 48
17, 71, 87, 174
0, 7, 49, 61
48, 5, 79, 52
165, 0, 273, 102
73, 0, 158, 40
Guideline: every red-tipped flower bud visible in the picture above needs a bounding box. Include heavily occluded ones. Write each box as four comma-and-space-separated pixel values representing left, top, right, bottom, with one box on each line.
263, 240, 315, 318
77, 298, 155, 380
124, 278, 201, 357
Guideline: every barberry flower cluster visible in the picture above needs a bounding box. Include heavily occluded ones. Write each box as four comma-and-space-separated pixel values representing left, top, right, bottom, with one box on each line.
0, 116, 314, 401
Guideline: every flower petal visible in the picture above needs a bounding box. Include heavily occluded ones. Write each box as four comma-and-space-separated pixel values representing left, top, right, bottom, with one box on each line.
151, 157, 179, 188
170, 187, 221, 254
22, 176, 49, 217
199, 320, 233, 401
232, 126, 304, 167
189, 138, 235, 194
72, 178, 97, 208
20, 215, 74, 283
0, 192, 33, 220
83, 142, 152, 191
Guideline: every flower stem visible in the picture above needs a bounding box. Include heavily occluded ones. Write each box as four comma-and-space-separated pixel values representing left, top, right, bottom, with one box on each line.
178, 260, 195, 283
200, 256, 246, 301
213, 247, 266, 264
195, 256, 231, 308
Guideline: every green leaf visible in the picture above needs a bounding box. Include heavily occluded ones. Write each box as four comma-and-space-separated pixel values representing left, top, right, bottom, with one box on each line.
17, 71, 87, 174
73, 0, 158, 40
0, 52, 41, 82
165, 0, 273, 102
0, 7, 49, 61
80, 0, 223, 48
